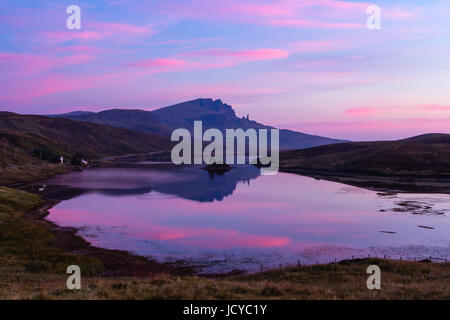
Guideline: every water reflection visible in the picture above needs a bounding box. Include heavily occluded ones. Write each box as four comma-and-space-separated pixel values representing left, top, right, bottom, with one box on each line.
40, 165, 260, 202
38, 165, 450, 273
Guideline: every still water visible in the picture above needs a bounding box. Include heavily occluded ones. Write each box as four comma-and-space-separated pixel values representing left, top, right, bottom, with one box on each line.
40, 165, 450, 273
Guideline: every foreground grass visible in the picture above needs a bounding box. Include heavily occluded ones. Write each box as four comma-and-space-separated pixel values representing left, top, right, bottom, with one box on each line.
0, 186, 42, 220
0, 259, 449, 300
0, 187, 103, 278
0, 187, 449, 300
0, 163, 69, 186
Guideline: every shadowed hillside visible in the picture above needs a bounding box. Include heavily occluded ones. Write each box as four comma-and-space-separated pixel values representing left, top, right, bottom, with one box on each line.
0, 112, 170, 167
55, 109, 171, 136
280, 134, 450, 178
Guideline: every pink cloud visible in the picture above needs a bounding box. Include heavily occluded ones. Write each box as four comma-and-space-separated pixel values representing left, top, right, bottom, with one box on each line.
125, 58, 189, 69
187, 48, 290, 62
123, 58, 228, 72
54, 45, 108, 54
0, 52, 94, 77
268, 19, 364, 29
124, 48, 289, 73
1, 68, 151, 103
156, 0, 417, 29
345, 107, 391, 117
289, 40, 351, 53
157, 0, 294, 21
89, 22, 152, 35
147, 37, 221, 47
2, 75, 91, 103
422, 104, 450, 111
4, 49, 292, 103
42, 22, 152, 44
346, 105, 450, 117
43, 31, 105, 44
384, 6, 417, 19
282, 118, 450, 141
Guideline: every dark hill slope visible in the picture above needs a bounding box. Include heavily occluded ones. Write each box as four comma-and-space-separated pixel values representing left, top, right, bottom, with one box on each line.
0, 112, 170, 167
55, 109, 171, 136
280, 134, 450, 177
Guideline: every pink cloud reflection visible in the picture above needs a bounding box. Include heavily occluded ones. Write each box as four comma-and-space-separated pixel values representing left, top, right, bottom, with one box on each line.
49, 208, 291, 249
136, 227, 291, 249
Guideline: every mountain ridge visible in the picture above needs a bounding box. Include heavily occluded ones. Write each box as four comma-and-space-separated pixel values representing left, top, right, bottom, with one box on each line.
54, 98, 346, 150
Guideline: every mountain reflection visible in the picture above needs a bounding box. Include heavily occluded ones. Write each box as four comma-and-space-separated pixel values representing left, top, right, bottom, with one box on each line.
36, 165, 261, 203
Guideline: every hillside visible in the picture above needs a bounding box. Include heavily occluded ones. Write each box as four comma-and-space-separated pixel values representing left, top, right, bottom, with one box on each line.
280, 133, 450, 178
55, 109, 171, 136
56, 98, 345, 150
0, 112, 170, 168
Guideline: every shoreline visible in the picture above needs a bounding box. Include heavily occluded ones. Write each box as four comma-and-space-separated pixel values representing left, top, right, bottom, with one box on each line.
4, 162, 449, 280
6, 161, 202, 279
279, 168, 450, 194
23, 192, 194, 278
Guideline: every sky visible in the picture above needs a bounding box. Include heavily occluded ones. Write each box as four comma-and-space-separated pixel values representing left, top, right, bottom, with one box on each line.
1, 0, 450, 141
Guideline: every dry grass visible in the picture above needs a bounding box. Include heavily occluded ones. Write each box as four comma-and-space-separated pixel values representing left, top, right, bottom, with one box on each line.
0, 259, 448, 300
0, 164, 70, 186
0, 187, 103, 277
0, 186, 42, 219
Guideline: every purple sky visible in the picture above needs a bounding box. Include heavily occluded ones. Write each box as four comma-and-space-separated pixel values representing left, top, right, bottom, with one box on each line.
1, 0, 450, 140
